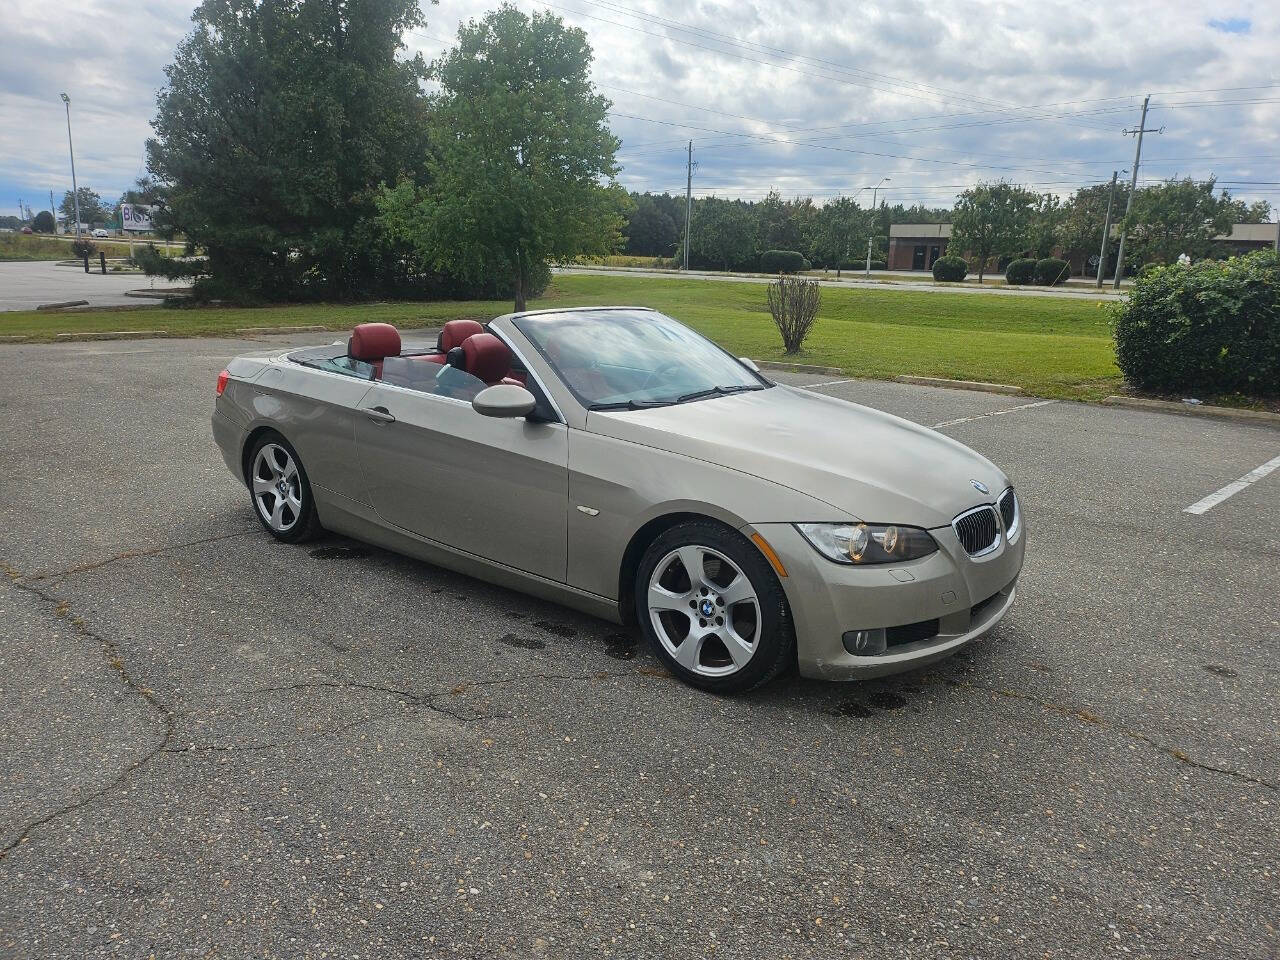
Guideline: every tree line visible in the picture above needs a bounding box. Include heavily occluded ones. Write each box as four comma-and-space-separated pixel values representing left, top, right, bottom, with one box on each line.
621, 181, 1270, 278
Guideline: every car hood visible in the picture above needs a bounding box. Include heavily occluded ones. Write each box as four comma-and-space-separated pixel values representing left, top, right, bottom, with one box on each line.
587, 385, 1008, 528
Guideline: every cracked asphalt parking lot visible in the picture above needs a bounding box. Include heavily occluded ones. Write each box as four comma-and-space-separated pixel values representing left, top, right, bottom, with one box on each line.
1, 333, 1277, 959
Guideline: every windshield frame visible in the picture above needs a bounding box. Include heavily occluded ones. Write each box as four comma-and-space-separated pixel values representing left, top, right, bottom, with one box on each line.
511, 307, 772, 412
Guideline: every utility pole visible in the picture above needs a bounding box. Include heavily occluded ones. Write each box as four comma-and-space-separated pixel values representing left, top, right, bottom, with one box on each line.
50, 191, 57, 233
1112, 96, 1161, 290
683, 140, 693, 271
60, 93, 81, 239
1095, 170, 1119, 288
866, 177, 890, 277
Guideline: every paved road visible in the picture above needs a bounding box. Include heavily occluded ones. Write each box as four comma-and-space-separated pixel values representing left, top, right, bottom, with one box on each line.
1, 332, 1276, 958
0, 260, 168, 312
554, 266, 1125, 301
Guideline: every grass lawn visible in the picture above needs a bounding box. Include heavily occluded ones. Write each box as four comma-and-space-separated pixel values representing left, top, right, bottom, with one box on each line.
0, 233, 183, 260
0, 273, 1122, 399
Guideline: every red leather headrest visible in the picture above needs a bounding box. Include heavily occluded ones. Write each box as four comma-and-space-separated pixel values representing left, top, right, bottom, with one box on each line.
438, 319, 485, 352
349, 323, 401, 361
461, 333, 512, 385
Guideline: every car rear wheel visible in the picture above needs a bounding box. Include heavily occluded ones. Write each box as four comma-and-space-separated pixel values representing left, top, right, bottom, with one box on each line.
636, 520, 794, 693
247, 433, 322, 543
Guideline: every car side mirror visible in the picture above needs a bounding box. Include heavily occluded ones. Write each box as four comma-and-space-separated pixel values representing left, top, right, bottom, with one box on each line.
739, 357, 760, 372
472, 383, 537, 418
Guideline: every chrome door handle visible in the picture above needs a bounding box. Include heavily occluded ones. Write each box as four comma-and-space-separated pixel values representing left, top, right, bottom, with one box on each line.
364, 406, 396, 424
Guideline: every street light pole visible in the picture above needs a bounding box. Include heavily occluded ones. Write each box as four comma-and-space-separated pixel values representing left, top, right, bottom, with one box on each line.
60, 93, 81, 239
866, 177, 890, 277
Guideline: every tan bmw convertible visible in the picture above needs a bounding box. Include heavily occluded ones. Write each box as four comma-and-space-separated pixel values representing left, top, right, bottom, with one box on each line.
213, 307, 1024, 693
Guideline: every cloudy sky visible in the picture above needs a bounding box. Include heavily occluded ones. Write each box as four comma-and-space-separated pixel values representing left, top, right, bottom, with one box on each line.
4, 0, 1278, 218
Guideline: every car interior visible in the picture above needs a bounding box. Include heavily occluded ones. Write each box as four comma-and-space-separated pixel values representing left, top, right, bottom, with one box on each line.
289, 320, 552, 414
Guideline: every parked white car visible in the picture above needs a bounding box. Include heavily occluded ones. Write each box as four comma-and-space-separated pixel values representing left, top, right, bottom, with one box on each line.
91, 228, 110, 238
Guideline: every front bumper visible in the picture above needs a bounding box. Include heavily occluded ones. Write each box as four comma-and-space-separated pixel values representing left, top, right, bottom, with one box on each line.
750, 519, 1025, 680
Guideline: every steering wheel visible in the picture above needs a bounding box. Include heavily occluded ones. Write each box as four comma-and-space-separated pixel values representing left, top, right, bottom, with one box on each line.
639, 360, 685, 392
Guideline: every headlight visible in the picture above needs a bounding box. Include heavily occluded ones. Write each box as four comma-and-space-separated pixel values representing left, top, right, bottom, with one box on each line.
794, 522, 937, 565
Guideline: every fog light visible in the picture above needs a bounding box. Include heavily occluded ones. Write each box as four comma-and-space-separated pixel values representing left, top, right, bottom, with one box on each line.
842, 628, 886, 656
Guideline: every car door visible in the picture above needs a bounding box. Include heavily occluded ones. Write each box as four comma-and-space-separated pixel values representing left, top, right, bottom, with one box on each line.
352, 361, 569, 583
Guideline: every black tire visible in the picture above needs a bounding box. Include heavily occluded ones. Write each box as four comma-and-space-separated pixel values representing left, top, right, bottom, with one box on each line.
246, 431, 323, 543
635, 519, 795, 694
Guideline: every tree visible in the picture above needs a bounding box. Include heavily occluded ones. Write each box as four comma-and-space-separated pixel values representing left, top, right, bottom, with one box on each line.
32, 210, 56, 233
143, 0, 432, 302
377, 5, 623, 312
948, 181, 1039, 281
60, 187, 107, 228
623, 193, 680, 257
687, 197, 756, 271
1056, 184, 1113, 276
808, 196, 869, 276
1228, 198, 1271, 224
1025, 194, 1064, 260
1123, 178, 1236, 266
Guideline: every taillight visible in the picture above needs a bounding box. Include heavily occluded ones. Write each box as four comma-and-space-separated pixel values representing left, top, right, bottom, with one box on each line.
216, 369, 230, 396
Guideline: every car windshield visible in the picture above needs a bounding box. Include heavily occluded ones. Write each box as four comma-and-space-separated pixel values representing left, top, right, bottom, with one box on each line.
513, 309, 767, 409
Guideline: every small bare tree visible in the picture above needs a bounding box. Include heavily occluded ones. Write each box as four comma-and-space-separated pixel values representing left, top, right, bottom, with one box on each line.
767, 275, 821, 354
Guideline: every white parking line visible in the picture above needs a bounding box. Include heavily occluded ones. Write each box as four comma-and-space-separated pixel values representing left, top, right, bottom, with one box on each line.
1183, 454, 1280, 515
932, 399, 1058, 429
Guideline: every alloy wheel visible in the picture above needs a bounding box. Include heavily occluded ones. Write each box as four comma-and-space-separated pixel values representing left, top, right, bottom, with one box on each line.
251, 443, 303, 533
647, 544, 761, 677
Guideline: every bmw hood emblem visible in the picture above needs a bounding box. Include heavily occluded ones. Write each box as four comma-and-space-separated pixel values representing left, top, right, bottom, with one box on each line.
971, 479, 989, 495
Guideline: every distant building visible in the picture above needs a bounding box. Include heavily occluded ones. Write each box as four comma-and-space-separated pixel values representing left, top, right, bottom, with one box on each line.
887, 222, 1278, 274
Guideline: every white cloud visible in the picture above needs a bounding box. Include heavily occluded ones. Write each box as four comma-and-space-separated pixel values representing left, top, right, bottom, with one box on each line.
4, 0, 1278, 217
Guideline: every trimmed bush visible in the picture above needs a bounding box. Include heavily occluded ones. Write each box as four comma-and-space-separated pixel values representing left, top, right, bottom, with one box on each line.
840, 259, 887, 271
1005, 258, 1037, 285
1034, 258, 1071, 286
70, 237, 97, 258
760, 249, 807, 273
1113, 250, 1280, 396
932, 255, 967, 282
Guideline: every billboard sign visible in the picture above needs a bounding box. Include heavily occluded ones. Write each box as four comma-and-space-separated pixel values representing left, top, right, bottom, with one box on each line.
121, 203, 156, 232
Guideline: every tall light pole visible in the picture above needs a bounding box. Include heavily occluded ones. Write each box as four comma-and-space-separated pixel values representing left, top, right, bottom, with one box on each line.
866, 177, 890, 277
60, 93, 81, 239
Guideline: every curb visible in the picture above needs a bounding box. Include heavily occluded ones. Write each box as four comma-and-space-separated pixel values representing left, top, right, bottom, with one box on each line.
757, 360, 844, 376
235, 324, 330, 335
894, 376, 1023, 395
125, 289, 186, 299
54, 330, 166, 342
36, 300, 90, 311
1102, 395, 1280, 425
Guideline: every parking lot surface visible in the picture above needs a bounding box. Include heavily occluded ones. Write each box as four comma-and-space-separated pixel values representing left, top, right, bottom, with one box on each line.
1, 333, 1277, 959
0, 261, 162, 312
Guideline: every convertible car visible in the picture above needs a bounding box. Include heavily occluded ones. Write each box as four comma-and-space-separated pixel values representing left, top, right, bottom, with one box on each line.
213, 307, 1024, 693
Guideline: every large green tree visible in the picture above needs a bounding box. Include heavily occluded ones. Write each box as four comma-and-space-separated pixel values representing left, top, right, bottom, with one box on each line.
378, 5, 624, 311
143, 0, 431, 301
808, 196, 870, 276
1056, 183, 1113, 276
686, 197, 756, 271
949, 181, 1040, 281
59, 187, 108, 228
1123, 178, 1236, 266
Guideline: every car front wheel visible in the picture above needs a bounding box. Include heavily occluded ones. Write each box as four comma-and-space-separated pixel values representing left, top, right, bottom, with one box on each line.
636, 520, 794, 693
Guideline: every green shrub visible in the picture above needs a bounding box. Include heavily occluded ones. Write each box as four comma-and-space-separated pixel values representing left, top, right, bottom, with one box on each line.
1005, 258, 1037, 284
1113, 250, 1280, 396
932, 255, 967, 282
839, 259, 887, 271
32, 211, 55, 233
1034, 258, 1071, 286
70, 237, 97, 258
760, 249, 807, 273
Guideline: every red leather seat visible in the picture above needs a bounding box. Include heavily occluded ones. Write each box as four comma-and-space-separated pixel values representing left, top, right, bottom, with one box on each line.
349, 322, 401, 378
461, 333, 516, 386
415, 319, 485, 366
